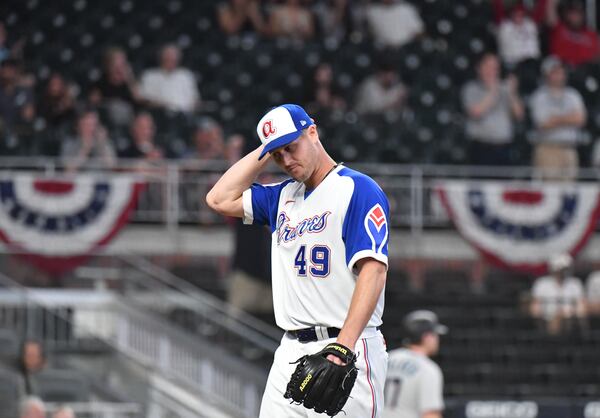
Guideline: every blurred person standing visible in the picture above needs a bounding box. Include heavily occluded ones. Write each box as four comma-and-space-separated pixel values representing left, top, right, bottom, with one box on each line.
88, 47, 141, 128
546, 0, 600, 67
585, 271, 600, 315
140, 44, 200, 114
61, 109, 117, 172
383, 310, 447, 418
354, 62, 406, 115
461, 53, 524, 166
530, 56, 586, 180
364, 0, 424, 49
20, 396, 46, 418
497, 4, 541, 68
0, 58, 35, 142
530, 253, 587, 335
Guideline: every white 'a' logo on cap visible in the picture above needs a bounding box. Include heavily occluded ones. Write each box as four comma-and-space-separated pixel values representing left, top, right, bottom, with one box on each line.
262, 120, 276, 139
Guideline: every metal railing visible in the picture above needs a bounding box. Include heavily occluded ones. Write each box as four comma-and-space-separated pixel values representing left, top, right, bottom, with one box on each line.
3, 157, 600, 233
45, 402, 142, 418
0, 269, 269, 417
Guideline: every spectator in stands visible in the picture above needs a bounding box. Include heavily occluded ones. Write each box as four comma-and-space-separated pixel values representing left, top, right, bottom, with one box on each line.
304, 62, 346, 116
217, 0, 267, 35
497, 4, 541, 68
354, 62, 406, 115
19, 396, 46, 418
120, 112, 163, 161
61, 109, 117, 172
546, 0, 600, 67
530, 253, 587, 335
461, 53, 524, 165
530, 56, 586, 180
52, 405, 76, 418
140, 44, 200, 114
493, 0, 548, 25
312, 0, 349, 40
364, 0, 424, 49
38, 72, 76, 131
16, 340, 46, 395
586, 271, 600, 315
267, 0, 315, 40
0, 21, 25, 62
0, 58, 35, 139
0, 22, 11, 62
187, 117, 226, 160
89, 47, 141, 128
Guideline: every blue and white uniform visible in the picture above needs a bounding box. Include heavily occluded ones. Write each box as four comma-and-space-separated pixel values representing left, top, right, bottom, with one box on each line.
243, 164, 390, 417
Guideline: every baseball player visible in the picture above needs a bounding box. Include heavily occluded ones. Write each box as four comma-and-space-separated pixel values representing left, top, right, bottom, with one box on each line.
383, 310, 447, 418
206, 103, 389, 416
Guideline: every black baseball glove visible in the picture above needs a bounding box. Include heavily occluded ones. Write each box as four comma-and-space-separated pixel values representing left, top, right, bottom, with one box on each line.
284, 342, 358, 416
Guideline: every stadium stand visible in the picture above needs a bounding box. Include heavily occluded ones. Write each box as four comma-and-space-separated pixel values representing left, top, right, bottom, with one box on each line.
2, 0, 600, 417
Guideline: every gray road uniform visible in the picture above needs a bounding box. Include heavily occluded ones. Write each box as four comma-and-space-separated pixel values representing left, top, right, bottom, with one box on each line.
383, 348, 444, 418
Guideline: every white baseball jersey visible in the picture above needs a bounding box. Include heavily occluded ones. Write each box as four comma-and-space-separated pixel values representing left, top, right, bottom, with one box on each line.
532, 276, 584, 319
242, 165, 389, 331
383, 348, 444, 418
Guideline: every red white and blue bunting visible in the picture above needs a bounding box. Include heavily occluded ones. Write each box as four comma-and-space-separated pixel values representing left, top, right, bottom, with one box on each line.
437, 181, 600, 274
0, 173, 144, 275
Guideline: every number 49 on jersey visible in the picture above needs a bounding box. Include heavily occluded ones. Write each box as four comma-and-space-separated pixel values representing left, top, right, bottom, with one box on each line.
294, 245, 330, 278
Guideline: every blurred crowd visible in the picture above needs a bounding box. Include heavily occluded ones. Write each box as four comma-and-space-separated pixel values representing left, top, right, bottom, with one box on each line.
0, 0, 599, 175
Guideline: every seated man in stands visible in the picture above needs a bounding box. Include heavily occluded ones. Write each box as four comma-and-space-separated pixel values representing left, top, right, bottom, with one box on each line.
364, 0, 423, 49
16, 339, 47, 395
354, 61, 406, 116
120, 112, 163, 162
140, 44, 200, 115
529, 56, 586, 180
530, 253, 587, 335
20, 396, 46, 418
267, 0, 315, 40
61, 109, 117, 173
186, 117, 226, 161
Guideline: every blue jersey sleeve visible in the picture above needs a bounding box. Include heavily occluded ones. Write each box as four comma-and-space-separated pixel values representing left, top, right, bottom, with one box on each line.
341, 170, 390, 272
243, 180, 293, 230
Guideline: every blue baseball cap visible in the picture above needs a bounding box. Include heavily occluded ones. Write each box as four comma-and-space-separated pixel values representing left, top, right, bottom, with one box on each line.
256, 104, 314, 160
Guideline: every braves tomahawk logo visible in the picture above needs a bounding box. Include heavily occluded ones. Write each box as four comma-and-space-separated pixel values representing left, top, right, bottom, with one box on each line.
365, 203, 388, 252
262, 120, 276, 139
276, 211, 331, 245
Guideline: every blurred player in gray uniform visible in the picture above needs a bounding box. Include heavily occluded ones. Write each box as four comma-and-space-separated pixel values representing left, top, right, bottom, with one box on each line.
383, 310, 447, 418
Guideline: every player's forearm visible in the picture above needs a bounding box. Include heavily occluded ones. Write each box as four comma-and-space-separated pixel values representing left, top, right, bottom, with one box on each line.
336, 259, 387, 350
206, 146, 270, 217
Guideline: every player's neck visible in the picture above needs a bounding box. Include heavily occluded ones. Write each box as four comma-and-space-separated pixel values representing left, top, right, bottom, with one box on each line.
410, 346, 429, 356
304, 156, 337, 191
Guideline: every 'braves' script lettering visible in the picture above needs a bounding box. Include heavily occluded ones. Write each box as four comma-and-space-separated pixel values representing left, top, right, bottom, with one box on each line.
277, 211, 331, 244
